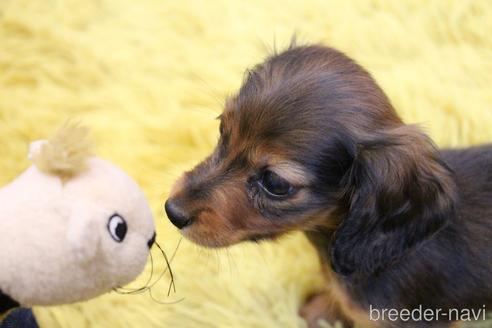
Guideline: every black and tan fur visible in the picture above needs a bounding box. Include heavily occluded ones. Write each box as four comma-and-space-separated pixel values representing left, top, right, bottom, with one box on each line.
165, 44, 492, 327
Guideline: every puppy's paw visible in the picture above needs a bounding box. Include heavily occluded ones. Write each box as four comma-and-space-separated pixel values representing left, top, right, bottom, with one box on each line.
299, 292, 352, 328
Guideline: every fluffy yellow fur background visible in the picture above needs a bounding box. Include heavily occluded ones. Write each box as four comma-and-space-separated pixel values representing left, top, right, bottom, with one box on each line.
1, 0, 491, 327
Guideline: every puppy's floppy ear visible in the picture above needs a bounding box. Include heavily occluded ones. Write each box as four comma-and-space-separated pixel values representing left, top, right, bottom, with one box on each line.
331, 125, 457, 278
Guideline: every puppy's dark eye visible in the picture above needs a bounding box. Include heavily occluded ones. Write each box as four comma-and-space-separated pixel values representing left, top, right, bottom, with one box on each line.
259, 170, 293, 197
108, 214, 127, 242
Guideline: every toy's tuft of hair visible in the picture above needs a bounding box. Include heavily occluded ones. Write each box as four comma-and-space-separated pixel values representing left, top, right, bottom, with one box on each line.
31, 121, 94, 179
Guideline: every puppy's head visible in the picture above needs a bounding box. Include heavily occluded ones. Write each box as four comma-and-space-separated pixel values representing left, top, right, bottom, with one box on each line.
166, 45, 456, 276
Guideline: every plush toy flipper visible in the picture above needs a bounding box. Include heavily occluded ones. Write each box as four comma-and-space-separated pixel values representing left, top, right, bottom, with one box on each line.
0, 290, 19, 318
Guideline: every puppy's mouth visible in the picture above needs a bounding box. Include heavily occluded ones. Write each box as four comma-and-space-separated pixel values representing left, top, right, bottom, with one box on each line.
165, 199, 266, 248
180, 230, 239, 248
247, 232, 280, 243
177, 223, 281, 249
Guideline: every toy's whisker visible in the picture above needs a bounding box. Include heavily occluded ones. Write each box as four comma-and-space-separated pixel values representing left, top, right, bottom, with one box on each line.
113, 237, 183, 302
154, 241, 176, 296
144, 238, 184, 303
148, 288, 185, 305
140, 243, 170, 292
113, 248, 156, 294
141, 249, 156, 289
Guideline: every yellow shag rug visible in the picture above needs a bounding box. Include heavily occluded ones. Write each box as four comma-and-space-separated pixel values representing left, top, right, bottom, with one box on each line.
1, 0, 492, 327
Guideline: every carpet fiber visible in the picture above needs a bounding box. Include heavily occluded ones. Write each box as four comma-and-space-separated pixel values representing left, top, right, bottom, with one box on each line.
1, 0, 491, 327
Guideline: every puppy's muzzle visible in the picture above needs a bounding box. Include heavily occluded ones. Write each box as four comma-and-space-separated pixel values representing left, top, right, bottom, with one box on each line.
165, 200, 193, 229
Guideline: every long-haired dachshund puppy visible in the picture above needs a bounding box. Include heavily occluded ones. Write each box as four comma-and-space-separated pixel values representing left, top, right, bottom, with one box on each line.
165, 44, 492, 327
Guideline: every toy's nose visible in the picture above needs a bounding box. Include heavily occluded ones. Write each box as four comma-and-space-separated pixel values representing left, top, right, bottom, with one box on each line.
165, 200, 192, 229
147, 232, 156, 249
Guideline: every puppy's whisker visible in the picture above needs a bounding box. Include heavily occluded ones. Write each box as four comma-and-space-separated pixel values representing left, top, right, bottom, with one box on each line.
190, 73, 229, 111
225, 248, 236, 275
215, 248, 222, 274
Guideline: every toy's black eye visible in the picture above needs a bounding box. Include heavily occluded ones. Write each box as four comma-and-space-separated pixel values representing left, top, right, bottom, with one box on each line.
259, 170, 293, 197
108, 214, 127, 242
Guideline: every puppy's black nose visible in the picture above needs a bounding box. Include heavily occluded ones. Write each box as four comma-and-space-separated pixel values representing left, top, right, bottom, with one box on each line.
165, 200, 192, 229
147, 232, 156, 249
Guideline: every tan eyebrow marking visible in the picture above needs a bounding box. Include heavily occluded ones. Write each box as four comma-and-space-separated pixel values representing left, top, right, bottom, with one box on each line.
268, 161, 311, 187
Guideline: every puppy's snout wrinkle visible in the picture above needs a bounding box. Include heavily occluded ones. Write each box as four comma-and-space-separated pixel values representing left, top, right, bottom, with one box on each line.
165, 200, 193, 229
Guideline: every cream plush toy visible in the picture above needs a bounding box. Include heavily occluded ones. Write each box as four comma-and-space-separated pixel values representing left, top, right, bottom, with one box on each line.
0, 123, 156, 315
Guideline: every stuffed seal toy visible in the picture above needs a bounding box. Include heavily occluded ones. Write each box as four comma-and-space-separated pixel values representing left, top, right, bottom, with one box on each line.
0, 123, 156, 315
